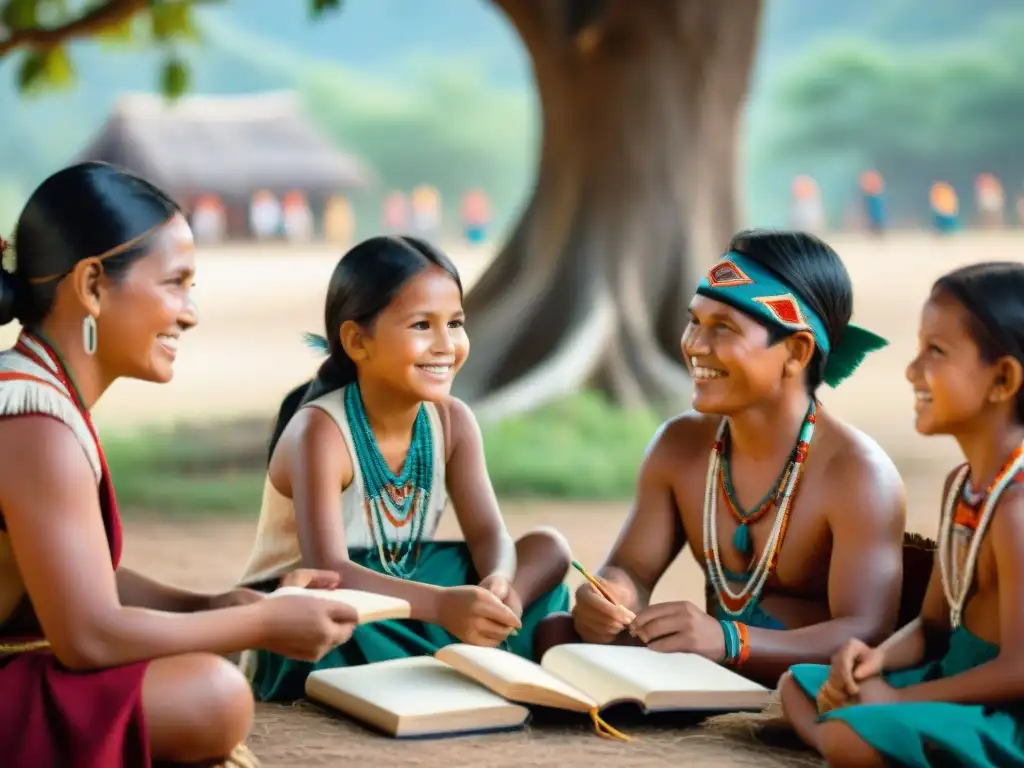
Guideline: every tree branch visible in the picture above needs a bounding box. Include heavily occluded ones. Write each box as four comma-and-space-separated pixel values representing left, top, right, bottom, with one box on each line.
0, 0, 147, 57
0, 0, 221, 59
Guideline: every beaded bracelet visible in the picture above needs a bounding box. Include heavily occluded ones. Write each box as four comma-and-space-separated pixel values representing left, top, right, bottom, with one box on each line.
718, 619, 750, 668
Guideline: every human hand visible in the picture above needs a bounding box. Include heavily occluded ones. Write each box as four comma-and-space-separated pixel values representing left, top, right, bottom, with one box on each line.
278, 568, 343, 590
437, 585, 522, 647
828, 638, 885, 699
815, 678, 850, 715
853, 676, 901, 706
571, 580, 636, 644
630, 601, 726, 660
479, 574, 523, 619
256, 594, 358, 661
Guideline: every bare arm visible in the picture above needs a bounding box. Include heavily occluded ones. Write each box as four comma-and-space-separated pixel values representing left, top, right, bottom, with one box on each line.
288, 408, 445, 622
742, 451, 907, 680
600, 423, 686, 611
873, 471, 961, 672
445, 398, 516, 582
897, 487, 1024, 705
0, 418, 272, 670
116, 568, 212, 612
872, 563, 949, 672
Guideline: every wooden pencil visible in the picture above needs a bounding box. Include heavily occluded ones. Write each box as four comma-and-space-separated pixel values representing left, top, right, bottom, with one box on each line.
571, 559, 622, 607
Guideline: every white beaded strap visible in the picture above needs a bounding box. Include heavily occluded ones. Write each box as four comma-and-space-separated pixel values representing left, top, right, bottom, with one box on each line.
938, 448, 1024, 628
702, 416, 811, 616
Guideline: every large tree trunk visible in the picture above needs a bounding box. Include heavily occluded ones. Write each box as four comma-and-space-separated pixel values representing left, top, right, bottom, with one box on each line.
455, 0, 763, 423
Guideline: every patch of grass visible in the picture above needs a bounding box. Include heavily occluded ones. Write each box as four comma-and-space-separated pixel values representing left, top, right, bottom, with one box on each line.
109, 468, 265, 517
101, 391, 664, 515
481, 391, 660, 500
102, 419, 271, 516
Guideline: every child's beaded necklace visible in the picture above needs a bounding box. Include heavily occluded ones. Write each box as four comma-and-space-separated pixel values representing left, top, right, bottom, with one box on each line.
343, 382, 433, 579
703, 400, 816, 617
938, 444, 1024, 629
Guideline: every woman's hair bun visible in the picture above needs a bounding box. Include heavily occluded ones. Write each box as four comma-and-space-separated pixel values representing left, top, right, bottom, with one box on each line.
0, 235, 16, 326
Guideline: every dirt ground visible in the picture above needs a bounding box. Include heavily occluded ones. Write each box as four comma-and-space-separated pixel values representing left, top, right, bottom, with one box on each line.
28, 231, 1024, 765
123, 508, 820, 767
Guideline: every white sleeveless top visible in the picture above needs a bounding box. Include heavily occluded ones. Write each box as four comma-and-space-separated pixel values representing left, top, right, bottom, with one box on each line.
238, 385, 448, 586
0, 335, 103, 629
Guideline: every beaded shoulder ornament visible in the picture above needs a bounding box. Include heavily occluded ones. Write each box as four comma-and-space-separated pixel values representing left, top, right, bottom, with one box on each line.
703, 401, 816, 617
343, 382, 433, 579
938, 444, 1024, 629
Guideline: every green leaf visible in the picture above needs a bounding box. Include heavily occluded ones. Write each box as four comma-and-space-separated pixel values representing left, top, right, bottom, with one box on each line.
97, 14, 140, 44
16, 46, 75, 94
150, 0, 199, 42
309, 0, 342, 19
160, 56, 190, 100
2, 0, 38, 30
16, 52, 47, 92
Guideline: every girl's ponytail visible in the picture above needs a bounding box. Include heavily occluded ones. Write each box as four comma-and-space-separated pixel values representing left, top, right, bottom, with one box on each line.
265, 334, 359, 462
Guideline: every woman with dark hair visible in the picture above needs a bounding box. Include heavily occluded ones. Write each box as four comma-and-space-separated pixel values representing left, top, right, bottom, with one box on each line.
781, 262, 1024, 767
237, 235, 572, 702
554, 229, 910, 687
0, 162, 361, 768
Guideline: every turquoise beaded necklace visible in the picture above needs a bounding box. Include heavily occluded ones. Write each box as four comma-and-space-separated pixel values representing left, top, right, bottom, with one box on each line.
343, 382, 434, 579
719, 435, 797, 559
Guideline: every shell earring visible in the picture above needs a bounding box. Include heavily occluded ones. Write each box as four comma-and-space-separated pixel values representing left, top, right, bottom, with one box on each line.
82, 315, 98, 356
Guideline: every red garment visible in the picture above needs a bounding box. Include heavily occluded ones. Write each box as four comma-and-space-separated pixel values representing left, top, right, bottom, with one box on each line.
0, 333, 150, 768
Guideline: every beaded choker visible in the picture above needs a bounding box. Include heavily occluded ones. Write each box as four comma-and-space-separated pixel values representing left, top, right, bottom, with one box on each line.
703, 401, 816, 618
938, 444, 1024, 628
343, 383, 434, 579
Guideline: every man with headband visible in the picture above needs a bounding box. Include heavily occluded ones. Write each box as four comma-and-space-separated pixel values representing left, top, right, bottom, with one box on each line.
553, 229, 908, 687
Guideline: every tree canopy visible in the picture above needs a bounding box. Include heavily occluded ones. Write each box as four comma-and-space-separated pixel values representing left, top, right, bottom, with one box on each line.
4, 0, 1021, 231
758, 11, 1024, 222
0, 1, 348, 97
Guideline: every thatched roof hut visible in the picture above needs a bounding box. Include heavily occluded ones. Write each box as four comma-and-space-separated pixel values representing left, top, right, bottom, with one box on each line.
77, 92, 370, 238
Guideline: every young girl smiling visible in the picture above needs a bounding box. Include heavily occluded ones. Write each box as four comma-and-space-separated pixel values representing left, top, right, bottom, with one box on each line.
239, 235, 571, 701
780, 261, 1024, 767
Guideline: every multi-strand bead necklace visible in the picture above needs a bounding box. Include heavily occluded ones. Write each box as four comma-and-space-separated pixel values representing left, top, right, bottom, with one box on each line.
938, 444, 1024, 629
344, 382, 433, 579
703, 400, 816, 619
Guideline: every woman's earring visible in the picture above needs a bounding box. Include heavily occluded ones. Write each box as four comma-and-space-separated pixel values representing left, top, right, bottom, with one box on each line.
82, 315, 98, 356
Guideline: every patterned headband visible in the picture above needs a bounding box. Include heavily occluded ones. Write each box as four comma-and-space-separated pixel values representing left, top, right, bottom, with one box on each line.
695, 252, 888, 388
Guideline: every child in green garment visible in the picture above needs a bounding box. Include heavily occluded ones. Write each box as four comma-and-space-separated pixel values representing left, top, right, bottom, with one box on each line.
237, 235, 571, 701
780, 262, 1024, 767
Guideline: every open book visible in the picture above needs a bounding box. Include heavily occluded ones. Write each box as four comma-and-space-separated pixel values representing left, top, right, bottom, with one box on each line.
237, 588, 411, 684
268, 587, 411, 624
305, 642, 770, 739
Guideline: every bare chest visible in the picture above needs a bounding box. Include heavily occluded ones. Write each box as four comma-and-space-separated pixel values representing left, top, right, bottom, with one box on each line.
675, 459, 831, 598
957, 530, 1001, 637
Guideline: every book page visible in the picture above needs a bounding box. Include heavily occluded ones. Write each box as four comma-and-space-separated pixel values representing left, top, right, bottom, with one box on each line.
541, 645, 770, 711
436, 644, 596, 712
269, 587, 410, 623
306, 656, 529, 737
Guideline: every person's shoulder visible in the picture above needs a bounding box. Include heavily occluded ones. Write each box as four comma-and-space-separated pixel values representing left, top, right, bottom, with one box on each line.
987, 476, 1024, 550
818, 412, 901, 484
816, 412, 906, 521
432, 395, 470, 426
0, 412, 84, 451
0, 415, 98, 502
432, 396, 478, 458
645, 410, 721, 468
276, 397, 348, 466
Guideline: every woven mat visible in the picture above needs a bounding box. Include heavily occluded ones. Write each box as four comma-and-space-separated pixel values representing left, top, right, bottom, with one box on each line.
247, 702, 825, 767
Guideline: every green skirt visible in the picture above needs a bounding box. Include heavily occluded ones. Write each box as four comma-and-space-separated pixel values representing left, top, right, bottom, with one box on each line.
249, 540, 570, 702
705, 581, 786, 631
789, 627, 1024, 767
